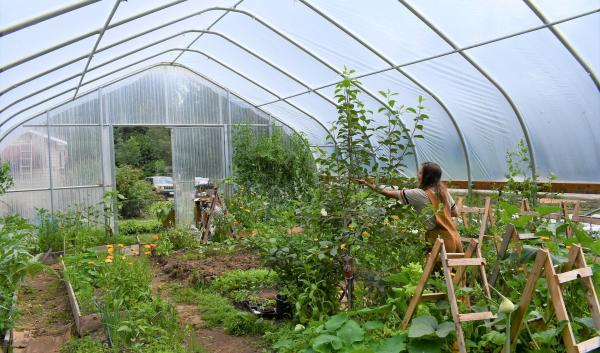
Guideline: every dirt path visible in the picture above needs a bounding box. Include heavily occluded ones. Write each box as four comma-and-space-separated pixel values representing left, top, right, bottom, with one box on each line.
12, 265, 72, 353
152, 252, 263, 353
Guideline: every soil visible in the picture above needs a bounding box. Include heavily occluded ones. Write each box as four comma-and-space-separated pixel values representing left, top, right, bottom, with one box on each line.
161, 250, 261, 285
153, 251, 264, 353
12, 264, 73, 353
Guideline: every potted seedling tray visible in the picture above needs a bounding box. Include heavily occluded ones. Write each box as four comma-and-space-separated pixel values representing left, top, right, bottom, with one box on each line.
61, 260, 102, 336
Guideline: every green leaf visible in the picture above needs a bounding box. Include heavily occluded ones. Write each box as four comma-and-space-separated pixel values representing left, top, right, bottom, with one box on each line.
364, 320, 384, 331
481, 330, 505, 345
376, 335, 407, 353
313, 334, 343, 352
407, 339, 441, 353
337, 320, 365, 345
435, 322, 455, 338
325, 313, 349, 331
408, 316, 437, 338
349, 346, 376, 353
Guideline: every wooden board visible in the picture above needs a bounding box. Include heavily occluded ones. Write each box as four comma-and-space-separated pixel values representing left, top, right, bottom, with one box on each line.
61, 260, 102, 336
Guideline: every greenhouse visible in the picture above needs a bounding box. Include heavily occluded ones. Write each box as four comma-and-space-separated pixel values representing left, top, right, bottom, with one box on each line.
0, 1, 599, 353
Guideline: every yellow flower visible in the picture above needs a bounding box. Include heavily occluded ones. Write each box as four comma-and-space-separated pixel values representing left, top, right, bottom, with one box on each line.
107, 247, 114, 254
540, 236, 550, 241
153, 235, 159, 241
391, 215, 400, 221
383, 219, 390, 226
149, 243, 157, 248
361, 231, 370, 238
144, 251, 152, 255
121, 256, 126, 260
106, 255, 114, 260
348, 223, 356, 230
340, 243, 347, 251
106, 244, 113, 249
127, 262, 133, 266
88, 261, 95, 265
566, 245, 572, 249
143, 244, 152, 249
105, 258, 113, 263
117, 243, 125, 248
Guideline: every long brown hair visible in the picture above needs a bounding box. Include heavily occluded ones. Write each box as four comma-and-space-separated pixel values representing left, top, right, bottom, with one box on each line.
419, 162, 449, 208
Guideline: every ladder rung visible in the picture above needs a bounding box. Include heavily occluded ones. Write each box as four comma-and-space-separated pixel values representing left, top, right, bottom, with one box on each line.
555, 267, 593, 284
446, 252, 465, 259
577, 336, 600, 353
421, 293, 446, 301
518, 233, 538, 240
447, 258, 486, 267
458, 311, 496, 322
460, 237, 472, 243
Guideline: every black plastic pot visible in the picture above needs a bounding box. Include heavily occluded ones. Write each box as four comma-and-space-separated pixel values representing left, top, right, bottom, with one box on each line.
275, 293, 291, 319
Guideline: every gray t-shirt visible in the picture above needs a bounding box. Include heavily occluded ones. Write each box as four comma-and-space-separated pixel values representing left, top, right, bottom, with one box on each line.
397, 188, 455, 230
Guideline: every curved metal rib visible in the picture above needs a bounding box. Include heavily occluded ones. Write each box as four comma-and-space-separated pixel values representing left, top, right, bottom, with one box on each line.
398, 0, 537, 182
0, 0, 101, 36
300, 0, 470, 189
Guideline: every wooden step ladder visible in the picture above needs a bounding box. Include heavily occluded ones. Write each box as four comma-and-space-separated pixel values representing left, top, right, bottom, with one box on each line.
456, 197, 498, 252
489, 224, 539, 286
506, 245, 600, 353
401, 239, 495, 353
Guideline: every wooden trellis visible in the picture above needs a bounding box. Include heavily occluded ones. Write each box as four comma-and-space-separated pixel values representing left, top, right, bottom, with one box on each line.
506, 245, 600, 353
401, 239, 495, 353
488, 224, 539, 286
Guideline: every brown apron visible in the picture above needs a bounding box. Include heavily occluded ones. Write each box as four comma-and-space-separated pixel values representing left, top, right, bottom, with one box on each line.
424, 189, 462, 253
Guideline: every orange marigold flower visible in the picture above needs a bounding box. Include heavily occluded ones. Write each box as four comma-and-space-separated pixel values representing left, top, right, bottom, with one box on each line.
105, 258, 113, 263
143, 244, 151, 249
153, 235, 159, 241
107, 248, 114, 254
149, 243, 157, 248
144, 251, 152, 255
117, 243, 125, 248
106, 255, 114, 260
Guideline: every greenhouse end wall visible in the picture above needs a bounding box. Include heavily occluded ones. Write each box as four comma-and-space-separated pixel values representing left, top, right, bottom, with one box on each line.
0, 65, 301, 226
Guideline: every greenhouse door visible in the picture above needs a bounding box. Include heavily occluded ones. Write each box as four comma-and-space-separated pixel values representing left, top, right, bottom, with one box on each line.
171, 127, 227, 225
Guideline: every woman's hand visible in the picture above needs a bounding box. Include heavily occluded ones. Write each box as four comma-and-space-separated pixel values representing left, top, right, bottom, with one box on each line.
353, 178, 375, 189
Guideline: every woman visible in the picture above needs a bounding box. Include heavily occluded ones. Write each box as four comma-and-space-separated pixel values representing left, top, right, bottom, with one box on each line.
358, 162, 462, 252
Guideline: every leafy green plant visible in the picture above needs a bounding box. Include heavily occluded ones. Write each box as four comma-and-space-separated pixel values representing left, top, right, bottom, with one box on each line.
164, 226, 198, 250
116, 165, 160, 218
0, 162, 13, 194
209, 269, 277, 296
118, 218, 163, 235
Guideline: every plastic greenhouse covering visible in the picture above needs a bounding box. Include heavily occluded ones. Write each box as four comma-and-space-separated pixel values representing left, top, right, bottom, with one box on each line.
0, 0, 598, 223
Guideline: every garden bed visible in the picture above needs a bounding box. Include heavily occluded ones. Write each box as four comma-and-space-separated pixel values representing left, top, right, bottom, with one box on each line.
61, 260, 102, 336
161, 250, 260, 284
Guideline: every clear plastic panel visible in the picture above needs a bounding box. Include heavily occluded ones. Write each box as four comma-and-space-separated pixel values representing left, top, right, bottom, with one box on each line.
361, 72, 467, 180
49, 125, 103, 187
230, 95, 271, 125
49, 92, 100, 125
103, 68, 167, 125
51, 186, 104, 215
86, 36, 189, 82
0, 190, 50, 221
191, 34, 307, 97
240, 0, 388, 75
172, 127, 224, 225
177, 53, 277, 104
531, 0, 600, 20
555, 13, 600, 76
79, 54, 178, 94
0, 35, 97, 93
0, 125, 50, 190
166, 66, 228, 125
1, 91, 76, 138
308, 0, 452, 66
260, 101, 330, 146
404, 0, 540, 47
403, 53, 526, 180
467, 29, 600, 181
212, 13, 339, 87
0, 1, 113, 66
